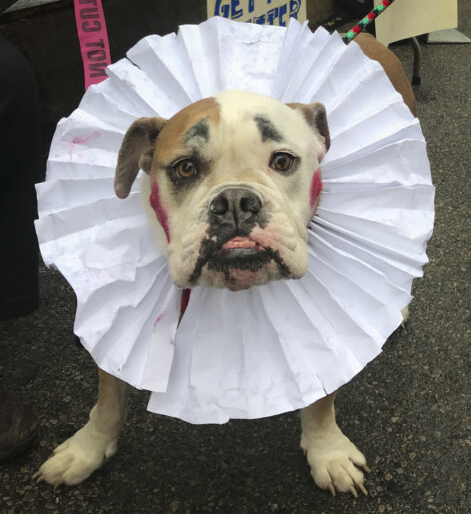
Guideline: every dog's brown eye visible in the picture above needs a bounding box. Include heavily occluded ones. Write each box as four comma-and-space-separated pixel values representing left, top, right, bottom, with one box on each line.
270, 152, 295, 173
174, 159, 197, 178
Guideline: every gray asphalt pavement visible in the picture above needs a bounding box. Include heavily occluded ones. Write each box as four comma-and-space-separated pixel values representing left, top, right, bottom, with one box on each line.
1, 2, 470, 513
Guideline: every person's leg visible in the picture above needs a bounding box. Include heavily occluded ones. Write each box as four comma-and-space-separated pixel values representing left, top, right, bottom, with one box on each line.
0, 34, 41, 320
0, 34, 41, 460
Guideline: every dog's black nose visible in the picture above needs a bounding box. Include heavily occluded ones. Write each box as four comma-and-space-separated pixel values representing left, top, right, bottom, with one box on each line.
209, 187, 262, 224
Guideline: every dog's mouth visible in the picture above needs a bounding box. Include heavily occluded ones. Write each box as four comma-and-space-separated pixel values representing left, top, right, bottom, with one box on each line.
222, 236, 260, 250
189, 234, 290, 287
209, 236, 269, 270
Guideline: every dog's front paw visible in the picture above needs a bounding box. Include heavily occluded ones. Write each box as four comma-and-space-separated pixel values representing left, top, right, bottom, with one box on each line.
34, 422, 118, 486
301, 426, 369, 497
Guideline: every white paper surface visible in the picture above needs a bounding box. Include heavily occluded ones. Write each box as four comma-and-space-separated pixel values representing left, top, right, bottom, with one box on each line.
35, 18, 434, 424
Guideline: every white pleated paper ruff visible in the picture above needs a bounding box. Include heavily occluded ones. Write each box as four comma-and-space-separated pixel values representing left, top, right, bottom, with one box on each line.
35, 17, 434, 424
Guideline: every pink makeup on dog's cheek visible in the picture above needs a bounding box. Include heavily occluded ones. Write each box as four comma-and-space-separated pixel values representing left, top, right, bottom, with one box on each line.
309, 170, 322, 209
150, 182, 170, 242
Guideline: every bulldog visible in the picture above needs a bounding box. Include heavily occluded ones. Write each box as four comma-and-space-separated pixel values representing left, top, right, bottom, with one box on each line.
35, 33, 416, 496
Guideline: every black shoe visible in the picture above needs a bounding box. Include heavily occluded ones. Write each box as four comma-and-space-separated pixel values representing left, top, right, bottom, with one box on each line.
0, 389, 40, 461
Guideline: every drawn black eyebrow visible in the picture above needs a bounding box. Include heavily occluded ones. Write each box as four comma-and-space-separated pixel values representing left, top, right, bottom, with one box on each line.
184, 119, 210, 145
254, 116, 284, 143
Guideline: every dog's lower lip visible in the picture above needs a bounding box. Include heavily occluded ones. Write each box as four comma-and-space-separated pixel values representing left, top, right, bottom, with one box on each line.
221, 237, 264, 251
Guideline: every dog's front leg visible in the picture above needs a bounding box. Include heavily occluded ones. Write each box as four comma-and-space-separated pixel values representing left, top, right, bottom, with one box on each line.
35, 369, 129, 486
300, 392, 369, 497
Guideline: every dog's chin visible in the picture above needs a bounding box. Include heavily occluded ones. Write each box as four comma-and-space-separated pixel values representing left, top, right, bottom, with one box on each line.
170, 247, 307, 291
206, 247, 286, 291
219, 268, 275, 292
197, 262, 288, 292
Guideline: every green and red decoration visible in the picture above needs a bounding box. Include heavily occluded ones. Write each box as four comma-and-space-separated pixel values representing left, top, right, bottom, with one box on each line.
342, 0, 396, 44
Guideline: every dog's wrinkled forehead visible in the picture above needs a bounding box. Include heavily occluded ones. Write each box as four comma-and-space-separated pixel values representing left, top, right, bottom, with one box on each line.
153, 91, 311, 165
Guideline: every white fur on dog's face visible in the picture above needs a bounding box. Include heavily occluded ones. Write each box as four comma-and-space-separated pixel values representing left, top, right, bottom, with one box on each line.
125, 91, 328, 291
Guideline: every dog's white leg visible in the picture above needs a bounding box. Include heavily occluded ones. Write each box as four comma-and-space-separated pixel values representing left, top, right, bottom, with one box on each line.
300, 392, 369, 497
34, 369, 129, 486
401, 305, 410, 324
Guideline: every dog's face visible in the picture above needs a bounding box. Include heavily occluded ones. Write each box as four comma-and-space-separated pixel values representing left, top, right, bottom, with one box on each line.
115, 91, 329, 291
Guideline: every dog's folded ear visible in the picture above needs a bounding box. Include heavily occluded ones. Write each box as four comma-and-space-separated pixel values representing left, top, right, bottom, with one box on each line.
287, 102, 330, 153
114, 117, 166, 199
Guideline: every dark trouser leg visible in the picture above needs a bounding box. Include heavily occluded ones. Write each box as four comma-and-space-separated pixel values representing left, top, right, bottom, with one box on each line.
0, 35, 41, 460
0, 35, 41, 320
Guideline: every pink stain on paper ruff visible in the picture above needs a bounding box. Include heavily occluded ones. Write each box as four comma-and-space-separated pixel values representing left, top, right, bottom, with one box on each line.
150, 181, 170, 242
67, 131, 101, 160
310, 169, 322, 209
71, 131, 101, 145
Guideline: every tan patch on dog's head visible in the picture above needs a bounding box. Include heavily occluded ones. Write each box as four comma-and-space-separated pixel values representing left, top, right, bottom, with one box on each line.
152, 97, 221, 167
